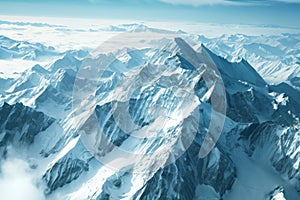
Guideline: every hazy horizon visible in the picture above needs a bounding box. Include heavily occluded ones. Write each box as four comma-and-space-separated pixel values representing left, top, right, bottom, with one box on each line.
0, 0, 300, 28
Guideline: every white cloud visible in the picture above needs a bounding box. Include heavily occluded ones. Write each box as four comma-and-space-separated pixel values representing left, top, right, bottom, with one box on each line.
0, 158, 45, 200
276, 0, 300, 2
159, 0, 233, 6
159, 0, 300, 6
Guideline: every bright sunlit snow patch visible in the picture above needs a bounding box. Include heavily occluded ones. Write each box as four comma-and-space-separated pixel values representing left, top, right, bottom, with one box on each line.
46, 136, 81, 170
276, 93, 289, 106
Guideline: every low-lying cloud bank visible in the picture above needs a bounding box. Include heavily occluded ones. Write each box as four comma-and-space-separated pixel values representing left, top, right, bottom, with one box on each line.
0, 157, 45, 200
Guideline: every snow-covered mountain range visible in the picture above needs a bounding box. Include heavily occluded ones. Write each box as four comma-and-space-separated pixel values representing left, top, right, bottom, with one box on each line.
0, 35, 61, 60
192, 33, 300, 84
0, 24, 299, 200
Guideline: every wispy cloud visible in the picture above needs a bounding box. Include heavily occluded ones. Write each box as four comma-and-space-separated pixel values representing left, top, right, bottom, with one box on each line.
0, 157, 45, 200
159, 0, 237, 6
275, 0, 300, 2
158, 0, 300, 6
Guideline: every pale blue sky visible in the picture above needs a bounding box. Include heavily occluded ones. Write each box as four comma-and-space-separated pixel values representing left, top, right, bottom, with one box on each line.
0, 0, 299, 28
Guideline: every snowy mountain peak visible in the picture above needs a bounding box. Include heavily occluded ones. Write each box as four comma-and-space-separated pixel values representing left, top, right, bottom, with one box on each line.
48, 53, 81, 72
32, 64, 49, 75
164, 37, 196, 55
197, 42, 267, 86
163, 38, 212, 72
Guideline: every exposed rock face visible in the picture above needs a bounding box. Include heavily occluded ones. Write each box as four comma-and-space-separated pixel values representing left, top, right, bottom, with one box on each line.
43, 156, 89, 193
0, 102, 55, 157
